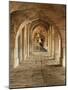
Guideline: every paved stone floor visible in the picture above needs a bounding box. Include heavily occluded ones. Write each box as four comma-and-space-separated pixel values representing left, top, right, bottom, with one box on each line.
10, 60, 65, 89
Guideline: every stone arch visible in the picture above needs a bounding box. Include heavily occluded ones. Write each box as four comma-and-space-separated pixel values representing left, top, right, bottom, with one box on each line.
14, 18, 62, 68
14, 21, 27, 68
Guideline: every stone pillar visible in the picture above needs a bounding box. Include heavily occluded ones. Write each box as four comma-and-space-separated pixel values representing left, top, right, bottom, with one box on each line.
19, 31, 22, 63
27, 24, 29, 57
59, 35, 61, 58
62, 48, 65, 67
58, 34, 62, 64
22, 28, 24, 61
14, 37, 19, 68
14, 29, 22, 68
51, 26, 55, 57
48, 26, 52, 56
24, 25, 27, 60
54, 31, 61, 64
48, 27, 50, 56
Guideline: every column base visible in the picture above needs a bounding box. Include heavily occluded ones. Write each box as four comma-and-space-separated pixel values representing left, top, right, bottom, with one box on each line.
14, 58, 19, 68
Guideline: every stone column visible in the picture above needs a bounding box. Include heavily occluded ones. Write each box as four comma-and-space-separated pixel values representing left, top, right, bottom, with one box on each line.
62, 48, 65, 67
22, 28, 24, 61
51, 26, 55, 57
24, 25, 27, 60
19, 31, 22, 63
58, 35, 61, 58
58, 34, 62, 64
14, 37, 19, 68
54, 32, 61, 64
48, 25, 52, 56
27, 24, 29, 57
14, 29, 22, 68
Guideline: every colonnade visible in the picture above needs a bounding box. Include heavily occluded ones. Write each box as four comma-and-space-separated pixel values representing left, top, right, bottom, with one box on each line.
14, 19, 62, 68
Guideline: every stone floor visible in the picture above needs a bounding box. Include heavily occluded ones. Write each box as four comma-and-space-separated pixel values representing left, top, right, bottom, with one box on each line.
9, 59, 66, 89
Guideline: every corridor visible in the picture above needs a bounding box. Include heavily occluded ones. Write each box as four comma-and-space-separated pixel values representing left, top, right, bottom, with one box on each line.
9, 1, 66, 88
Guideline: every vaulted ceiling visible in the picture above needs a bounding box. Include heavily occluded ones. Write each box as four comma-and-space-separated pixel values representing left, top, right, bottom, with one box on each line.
10, 1, 66, 30
10, 1, 66, 48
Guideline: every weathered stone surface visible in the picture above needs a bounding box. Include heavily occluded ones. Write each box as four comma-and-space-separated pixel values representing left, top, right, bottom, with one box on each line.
10, 64, 65, 88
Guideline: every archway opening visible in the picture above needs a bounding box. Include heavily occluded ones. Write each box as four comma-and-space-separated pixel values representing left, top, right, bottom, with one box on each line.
14, 19, 62, 68
32, 25, 48, 52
